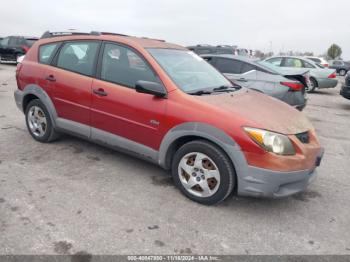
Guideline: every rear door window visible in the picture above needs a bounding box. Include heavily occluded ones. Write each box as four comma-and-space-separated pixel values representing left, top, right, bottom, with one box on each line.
303, 61, 315, 68
39, 43, 60, 65
284, 58, 303, 68
266, 57, 282, 66
216, 58, 243, 74
57, 41, 99, 76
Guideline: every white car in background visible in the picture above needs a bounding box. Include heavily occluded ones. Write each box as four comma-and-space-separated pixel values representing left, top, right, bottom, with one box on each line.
305, 56, 329, 67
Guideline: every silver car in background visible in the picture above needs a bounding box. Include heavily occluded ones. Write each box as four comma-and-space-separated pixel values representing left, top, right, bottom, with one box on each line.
202, 55, 308, 110
262, 56, 338, 93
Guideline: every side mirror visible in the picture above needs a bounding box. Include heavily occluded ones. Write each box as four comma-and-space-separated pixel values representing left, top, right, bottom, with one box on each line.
135, 80, 167, 98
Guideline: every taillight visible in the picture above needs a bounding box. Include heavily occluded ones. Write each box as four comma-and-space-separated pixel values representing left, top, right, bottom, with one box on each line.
21, 45, 29, 53
280, 81, 304, 91
323, 63, 329, 67
328, 72, 337, 78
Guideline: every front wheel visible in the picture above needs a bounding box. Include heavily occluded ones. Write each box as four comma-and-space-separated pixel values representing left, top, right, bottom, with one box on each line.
171, 140, 236, 205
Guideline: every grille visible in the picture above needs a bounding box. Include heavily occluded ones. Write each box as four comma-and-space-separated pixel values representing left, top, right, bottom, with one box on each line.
296, 131, 310, 144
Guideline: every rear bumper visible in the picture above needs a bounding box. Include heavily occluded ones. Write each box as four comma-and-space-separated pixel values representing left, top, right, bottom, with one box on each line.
237, 148, 324, 198
280, 91, 307, 111
317, 78, 338, 89
340, 84, 350, 99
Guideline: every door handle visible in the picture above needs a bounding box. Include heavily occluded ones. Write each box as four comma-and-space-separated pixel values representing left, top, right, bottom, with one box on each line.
93, 88, 108, 97
45, 75, 56, 82
238, 78, 248, 82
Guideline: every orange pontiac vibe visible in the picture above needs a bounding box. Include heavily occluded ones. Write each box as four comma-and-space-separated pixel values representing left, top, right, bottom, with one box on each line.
14, 31, 324, 205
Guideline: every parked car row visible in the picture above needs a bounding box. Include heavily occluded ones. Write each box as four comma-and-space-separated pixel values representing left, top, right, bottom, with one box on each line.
261, 56, 338, 93
0, 35, 38, 63
202, 55, 309, 110
14, 31, 324, 205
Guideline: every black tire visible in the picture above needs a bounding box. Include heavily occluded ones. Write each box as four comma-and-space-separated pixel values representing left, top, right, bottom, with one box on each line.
25, 99, 60, 143
171, 140, 236, 205
339, 69, 347, 76
307, 78, 317, 93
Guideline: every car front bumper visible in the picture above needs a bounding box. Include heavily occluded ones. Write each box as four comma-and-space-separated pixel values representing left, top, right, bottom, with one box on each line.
317, 78, 338, 89
236, 148, 324, 198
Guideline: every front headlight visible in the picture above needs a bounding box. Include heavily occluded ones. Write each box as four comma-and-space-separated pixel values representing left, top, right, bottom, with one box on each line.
244, 127, 296, 155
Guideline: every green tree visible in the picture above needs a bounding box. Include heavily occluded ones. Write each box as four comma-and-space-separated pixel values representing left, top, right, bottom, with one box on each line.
327, 44, 342, 59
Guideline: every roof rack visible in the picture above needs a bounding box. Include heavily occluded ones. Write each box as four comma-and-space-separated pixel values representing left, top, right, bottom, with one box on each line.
141, 37, 165, 42
40, 30, 131, 39
41, 31, 94, 39
40, 31, 165, 42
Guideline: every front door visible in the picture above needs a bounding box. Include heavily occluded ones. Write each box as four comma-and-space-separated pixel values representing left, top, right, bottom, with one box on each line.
90, 42, 167, 150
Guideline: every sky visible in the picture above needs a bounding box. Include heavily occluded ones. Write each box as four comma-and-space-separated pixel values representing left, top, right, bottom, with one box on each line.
1, 0, 349, 59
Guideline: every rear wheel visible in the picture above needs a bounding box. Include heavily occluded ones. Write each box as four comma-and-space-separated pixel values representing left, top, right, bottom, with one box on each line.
307, 78, 317, 93
339, 69, 347, 76
171, 140, 236, 205
25, 99, 60, 143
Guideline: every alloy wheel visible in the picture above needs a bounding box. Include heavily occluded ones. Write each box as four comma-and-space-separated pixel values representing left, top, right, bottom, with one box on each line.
27, 106, 47, 137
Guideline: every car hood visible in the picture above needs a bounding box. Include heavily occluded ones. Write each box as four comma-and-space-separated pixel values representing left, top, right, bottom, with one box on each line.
196, 89, 313, 135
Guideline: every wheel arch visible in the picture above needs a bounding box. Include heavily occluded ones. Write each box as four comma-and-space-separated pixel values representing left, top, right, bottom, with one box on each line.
158, 122, 246, 173
21, 84, 58, 127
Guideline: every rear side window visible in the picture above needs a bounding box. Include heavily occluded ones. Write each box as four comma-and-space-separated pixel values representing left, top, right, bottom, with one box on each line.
266, 57, 282, 66
57, 41, 99, 76
308, 57, 320, 63
216, 58, 243, 74
303, 61, 315, 69
100, 43, 157, 88
241, 62, 256, 73
39, 43, 59, 64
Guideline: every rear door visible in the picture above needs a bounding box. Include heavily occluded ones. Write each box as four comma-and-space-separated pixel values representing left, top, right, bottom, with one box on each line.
90, 42, 167, 150
45, 40, 100, 127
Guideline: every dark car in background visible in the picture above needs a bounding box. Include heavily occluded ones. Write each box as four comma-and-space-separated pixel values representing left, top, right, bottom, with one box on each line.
0, 36, 38, 63
203, 55, 308, 110
340, 72, 350, 100
187, 44, 251, 56
329, 60, 350, 76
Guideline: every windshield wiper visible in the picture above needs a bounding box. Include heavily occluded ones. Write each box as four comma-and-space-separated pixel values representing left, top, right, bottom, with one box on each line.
212, 85, 241, 92
188, 90, 213, 96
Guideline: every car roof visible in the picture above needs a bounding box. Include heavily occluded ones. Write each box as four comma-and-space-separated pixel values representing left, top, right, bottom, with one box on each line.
202, 54, 253, 62
267, 55, 318, 64
38, 33, 186, 50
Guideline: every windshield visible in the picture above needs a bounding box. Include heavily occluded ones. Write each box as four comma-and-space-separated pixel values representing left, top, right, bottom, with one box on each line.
147, 48, 231, 93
